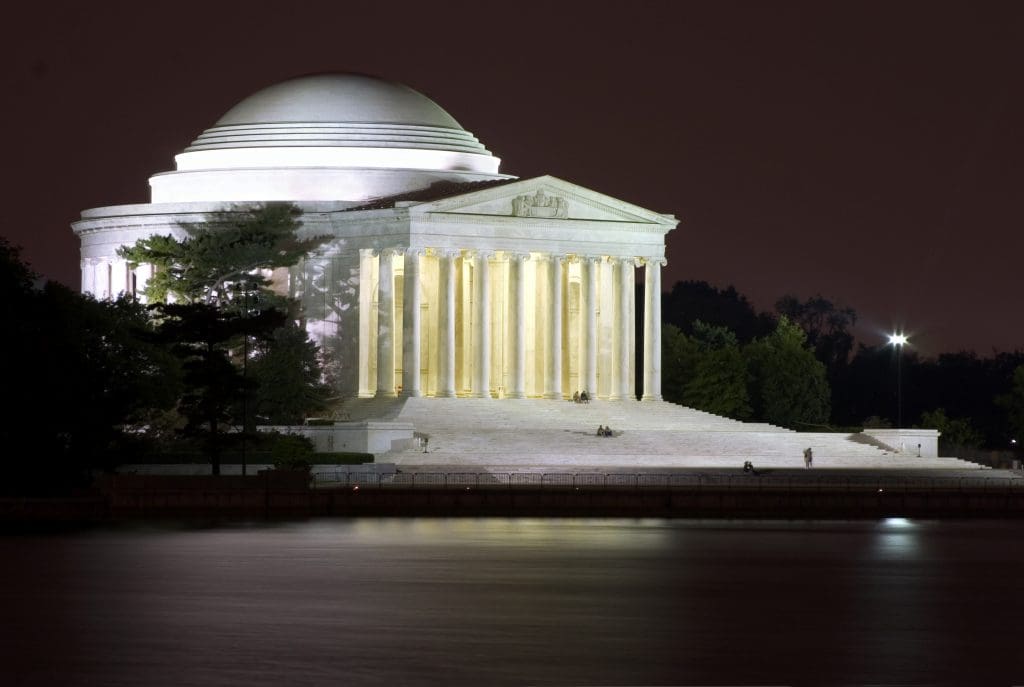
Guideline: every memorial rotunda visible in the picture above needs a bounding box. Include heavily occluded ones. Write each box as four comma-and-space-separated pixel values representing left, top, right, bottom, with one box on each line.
73, 74, 677, 404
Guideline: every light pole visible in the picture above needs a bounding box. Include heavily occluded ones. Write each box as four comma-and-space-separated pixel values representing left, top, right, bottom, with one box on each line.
888, 333, 908, 428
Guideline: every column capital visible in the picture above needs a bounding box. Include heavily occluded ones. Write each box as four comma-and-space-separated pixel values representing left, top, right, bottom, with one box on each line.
466, 249, 496, 262
435, 248, 462, 260
508, 252, 532, 263
375, 247, 402, 259
641, 257, 668, 267
403, 247, 427, 258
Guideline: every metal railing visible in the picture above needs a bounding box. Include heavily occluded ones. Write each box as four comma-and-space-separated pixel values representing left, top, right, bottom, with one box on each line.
313, 471, 1024, 493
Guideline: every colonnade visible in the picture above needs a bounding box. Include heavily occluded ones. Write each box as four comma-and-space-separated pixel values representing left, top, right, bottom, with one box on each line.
367, 248, 665, 402
80, 258, 152, 301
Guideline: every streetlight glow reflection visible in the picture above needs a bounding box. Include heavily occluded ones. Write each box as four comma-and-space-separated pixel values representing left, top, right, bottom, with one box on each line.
887, 332, 909, 428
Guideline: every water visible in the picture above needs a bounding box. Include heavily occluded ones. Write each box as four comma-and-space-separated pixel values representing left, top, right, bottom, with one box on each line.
2, 518, 1023, 686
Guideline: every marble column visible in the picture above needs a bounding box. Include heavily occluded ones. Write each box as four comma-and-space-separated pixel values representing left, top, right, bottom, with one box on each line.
134, 263, 153, 302
610, 257, 635, 400
581, 256, 600, 399
437, 249, 459, 398
544, 254, 564, 399
507, 253, 530, 399
470, 251, 493, 398
97, 261, 111, 300
375, 249, 397, 398
358, 250, 374, 397
80, 259, 95, 296
401, 248, 424, 397
111, 260, 129, 299
642, 258, 665, 401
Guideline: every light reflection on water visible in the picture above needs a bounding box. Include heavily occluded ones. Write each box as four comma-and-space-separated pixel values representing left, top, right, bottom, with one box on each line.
2, 518, 1022, 686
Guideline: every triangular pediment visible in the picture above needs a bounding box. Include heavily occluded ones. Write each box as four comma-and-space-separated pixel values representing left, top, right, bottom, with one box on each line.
410, 175, 678, 228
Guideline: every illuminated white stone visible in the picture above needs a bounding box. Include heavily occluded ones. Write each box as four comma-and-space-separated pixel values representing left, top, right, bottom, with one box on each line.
73, 74, 678, 405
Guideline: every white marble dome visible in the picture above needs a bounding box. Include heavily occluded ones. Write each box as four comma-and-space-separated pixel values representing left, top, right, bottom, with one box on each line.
150, 73, 507, 203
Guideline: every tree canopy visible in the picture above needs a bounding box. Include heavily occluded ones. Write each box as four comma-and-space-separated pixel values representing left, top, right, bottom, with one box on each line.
117, 204, 332, 470
744, 316, 831, 428
118, 203, 323, 308
1, 238, 180, 493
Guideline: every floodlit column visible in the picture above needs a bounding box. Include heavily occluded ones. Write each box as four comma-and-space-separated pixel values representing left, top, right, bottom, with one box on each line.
642, 258, 665, 401
80, 259, 95, 296
97, 260, 111, 300
437, 249, 459, 398
610, 257, 635, 400
581, 256, 600, 399
135, 263, 153, 302
544, 254, 564, 399
358, 250, 374, 397
111, 260, 129, 299
401, 248, 424, 397
508, 253, 530, 398
470, 251, 493, 398
375, 249, 397, 398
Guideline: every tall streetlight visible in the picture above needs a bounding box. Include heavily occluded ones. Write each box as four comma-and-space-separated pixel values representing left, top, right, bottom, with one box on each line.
888, 333, 909, 428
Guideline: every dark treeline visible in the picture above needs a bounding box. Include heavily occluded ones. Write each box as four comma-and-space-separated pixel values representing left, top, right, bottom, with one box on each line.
1, 211, 331, 496
654, 280, 1024, 451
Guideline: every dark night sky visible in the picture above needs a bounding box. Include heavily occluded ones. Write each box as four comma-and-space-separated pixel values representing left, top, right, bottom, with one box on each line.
4, 1, 1021, 356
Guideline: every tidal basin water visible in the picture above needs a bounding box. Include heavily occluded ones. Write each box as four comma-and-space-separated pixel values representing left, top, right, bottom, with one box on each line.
3, 518, 1023, 686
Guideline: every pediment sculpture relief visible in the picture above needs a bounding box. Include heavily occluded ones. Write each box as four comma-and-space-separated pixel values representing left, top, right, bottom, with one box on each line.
511, 189, 568, 219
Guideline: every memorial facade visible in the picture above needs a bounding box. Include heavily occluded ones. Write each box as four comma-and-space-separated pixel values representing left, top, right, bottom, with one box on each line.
73, 74, 677, 402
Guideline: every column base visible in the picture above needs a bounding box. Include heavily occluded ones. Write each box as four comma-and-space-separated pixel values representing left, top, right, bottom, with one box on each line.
468, 392, 493, 399
435, 390, 457, 398
374, 390, 398, 399
641, 394, 663, 402
542, 392, 564, 400
399, 390, 422, 398
506, 391, 527, 399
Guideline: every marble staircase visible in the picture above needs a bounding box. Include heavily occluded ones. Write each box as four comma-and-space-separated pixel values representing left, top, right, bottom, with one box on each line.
335, 397, 982, 470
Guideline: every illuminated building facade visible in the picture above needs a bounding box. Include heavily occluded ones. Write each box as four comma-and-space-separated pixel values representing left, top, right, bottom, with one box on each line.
74, 74, 677, 402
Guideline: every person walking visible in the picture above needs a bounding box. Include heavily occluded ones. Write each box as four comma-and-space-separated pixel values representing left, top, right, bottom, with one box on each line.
803, 447, 813, 468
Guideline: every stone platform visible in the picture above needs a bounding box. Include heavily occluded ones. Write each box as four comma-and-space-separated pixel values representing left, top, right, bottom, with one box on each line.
335, 397, 982, 471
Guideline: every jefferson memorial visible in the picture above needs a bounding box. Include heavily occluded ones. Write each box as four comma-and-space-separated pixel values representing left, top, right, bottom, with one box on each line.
74, 73, 948, 467
74, 74, 674, 404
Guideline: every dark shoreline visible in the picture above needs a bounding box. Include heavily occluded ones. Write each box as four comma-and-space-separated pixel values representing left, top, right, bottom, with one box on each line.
4, 477, 1024, 523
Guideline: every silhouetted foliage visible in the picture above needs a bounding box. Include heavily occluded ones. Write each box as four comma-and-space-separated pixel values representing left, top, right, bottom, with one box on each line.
996, 364, 1024, 445
662, 280, 774, 344
661, 324, 700, 406
118, 203, 323, 309
248, 324, 330, 425
1, 238, 180, 494
683, 322, 751, 419
919, 408, 983, 450
119, 205, 332, 470
744, 316, 831, 428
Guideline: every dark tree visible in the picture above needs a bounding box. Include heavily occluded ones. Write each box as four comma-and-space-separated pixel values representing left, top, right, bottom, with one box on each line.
150, 302, 286, 474
118, 203, 323, 308
247, 323, 330, 425
1, 238, 180, 494
682, 322, 751, 419
744, 316, 831, 428
662, 280, 775, 344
